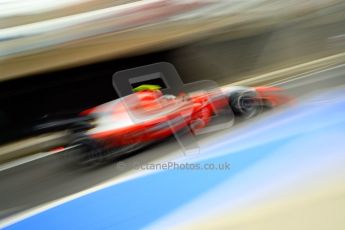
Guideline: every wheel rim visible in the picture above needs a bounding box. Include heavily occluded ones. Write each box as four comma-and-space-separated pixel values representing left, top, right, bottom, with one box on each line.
237, 95, 258, 118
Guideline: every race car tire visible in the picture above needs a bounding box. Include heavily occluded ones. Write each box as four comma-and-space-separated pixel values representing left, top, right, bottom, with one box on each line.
229, 90, 262, 119
69, 134, 153, 166
103, 141, 150, 162
68, 135, 107, 166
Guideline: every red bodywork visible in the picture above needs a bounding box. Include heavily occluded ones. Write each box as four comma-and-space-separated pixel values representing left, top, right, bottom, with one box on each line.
81, 86, 289, 148
255, 86, 292, 107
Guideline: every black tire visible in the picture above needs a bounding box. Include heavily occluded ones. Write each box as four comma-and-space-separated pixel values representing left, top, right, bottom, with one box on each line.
68, 135, 107, 166
230, 90, 262, 119
68, 134, 152, 165
103, 141, 149, 162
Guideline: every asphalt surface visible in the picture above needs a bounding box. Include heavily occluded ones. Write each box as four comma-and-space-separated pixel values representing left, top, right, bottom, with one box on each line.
0, 63, 345, 221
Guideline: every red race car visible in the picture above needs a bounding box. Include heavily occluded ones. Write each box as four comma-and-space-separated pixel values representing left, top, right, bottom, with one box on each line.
64, 84, 290, 164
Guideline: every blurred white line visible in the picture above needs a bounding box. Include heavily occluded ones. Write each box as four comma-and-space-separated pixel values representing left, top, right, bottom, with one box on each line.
272, 63, 345, 87
0, 0, 165, 39
329, 33, 345, 40
0, 152, 54, 172
229, 52, 345, 86
0, 145, 77, 172
0, 0, 86, 18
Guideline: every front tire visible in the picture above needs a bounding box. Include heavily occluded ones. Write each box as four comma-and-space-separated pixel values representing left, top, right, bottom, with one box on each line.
230, 91, 262, 119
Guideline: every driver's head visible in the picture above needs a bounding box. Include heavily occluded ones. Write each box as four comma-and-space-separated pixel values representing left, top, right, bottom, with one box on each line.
133, 85, 162, 100
132, 84, 163, 108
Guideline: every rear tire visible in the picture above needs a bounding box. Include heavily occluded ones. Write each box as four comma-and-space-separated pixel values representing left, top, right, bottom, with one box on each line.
69, 135, 107, 166
68, 135, 151, 166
